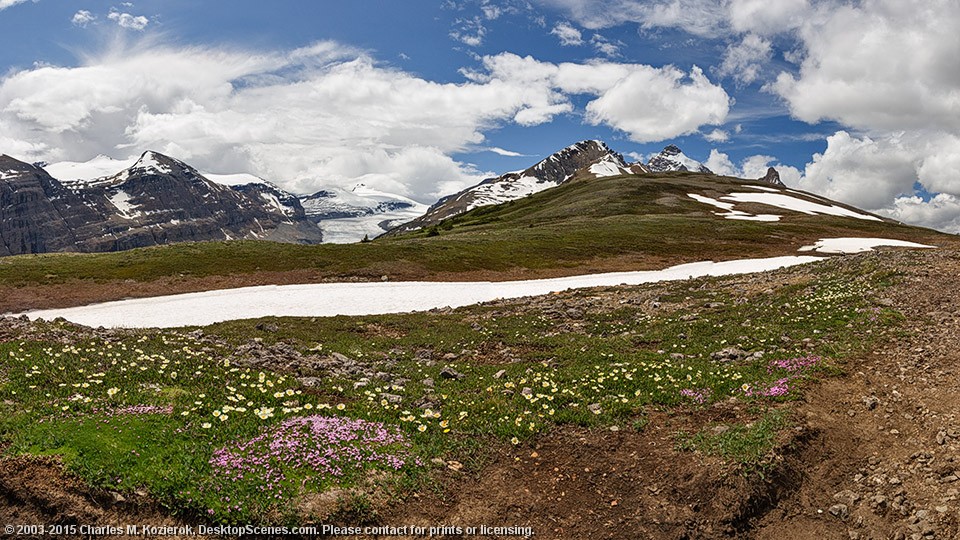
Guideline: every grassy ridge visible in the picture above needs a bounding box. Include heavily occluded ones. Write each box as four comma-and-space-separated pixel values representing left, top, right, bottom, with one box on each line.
0, 173, 947, 287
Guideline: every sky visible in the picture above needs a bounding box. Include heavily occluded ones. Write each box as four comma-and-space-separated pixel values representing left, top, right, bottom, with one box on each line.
1, 1, 959, 232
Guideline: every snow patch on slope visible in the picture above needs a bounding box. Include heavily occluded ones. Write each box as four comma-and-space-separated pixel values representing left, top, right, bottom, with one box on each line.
688, 194, 781, 222
21, 256, 824, 328
799, 238, 936, 254
465, 176, 550, 211
721, 193, 882, 221
108, 190, 141, 218
588, 157, 629, 178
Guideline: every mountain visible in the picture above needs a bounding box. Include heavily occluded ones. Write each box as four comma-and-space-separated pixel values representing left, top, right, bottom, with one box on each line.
391, 140, 647, 234
0, 151, 324, 256
300, 184, 428, 243
646, 145, 713, 173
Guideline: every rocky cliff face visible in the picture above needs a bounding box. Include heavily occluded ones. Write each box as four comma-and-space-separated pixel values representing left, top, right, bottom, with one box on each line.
0, 151, 323, 256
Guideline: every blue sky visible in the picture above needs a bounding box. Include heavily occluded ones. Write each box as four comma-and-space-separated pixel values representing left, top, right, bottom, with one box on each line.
1, 0, 959, 232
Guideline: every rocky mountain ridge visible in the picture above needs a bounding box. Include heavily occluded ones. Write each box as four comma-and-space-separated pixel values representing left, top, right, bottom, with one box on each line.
0, 151, 324, 257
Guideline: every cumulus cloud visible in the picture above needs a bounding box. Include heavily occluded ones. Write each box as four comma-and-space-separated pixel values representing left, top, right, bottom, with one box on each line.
881, 194, 960, 234
550, 22, 583, 46
717, 33, 771, 85
0, 43, 731, 200
107, 10, 149, 30
703, 129, 728, 143
71, 9, 96, 26
581, 66, 728, 142
469, 54, 730, 142
705, 149, 802, 185
772, 0, 960, 133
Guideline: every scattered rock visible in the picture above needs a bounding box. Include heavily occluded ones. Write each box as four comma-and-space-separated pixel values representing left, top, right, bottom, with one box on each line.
439, 367, 465, 380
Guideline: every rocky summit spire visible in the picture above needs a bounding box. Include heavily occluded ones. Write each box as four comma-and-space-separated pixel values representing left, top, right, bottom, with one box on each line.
759, 167, 785, 187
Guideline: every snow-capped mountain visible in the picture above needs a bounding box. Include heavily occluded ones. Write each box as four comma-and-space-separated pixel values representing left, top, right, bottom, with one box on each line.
204, 173, 306, 219
646, 145, 713, 174
0, 150, 325, 256
390, 140, 647, 234
300, 184, 429, 243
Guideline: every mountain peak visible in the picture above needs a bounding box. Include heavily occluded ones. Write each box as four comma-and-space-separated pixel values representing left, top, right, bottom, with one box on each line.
647, 145, 712, 174
130, 150, 192, 176
759, 167, 785, 187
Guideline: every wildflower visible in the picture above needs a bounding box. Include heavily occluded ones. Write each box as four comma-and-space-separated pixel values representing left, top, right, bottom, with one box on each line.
202, 423, 212, 429
336, 403, 346, 411
107, 387, 120, 397
510, 437, 519, 445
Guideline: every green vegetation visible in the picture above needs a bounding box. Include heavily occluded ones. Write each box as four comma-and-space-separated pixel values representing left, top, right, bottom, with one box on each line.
676, 409, 789, 468
0, 255, 904, 522
0, 173, 946, 287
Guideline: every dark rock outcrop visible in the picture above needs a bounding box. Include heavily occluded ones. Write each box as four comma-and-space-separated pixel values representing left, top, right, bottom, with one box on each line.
759, 167, 786, 187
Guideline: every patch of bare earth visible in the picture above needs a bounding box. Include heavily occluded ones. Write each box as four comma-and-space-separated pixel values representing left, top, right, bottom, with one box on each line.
0, 453, 204, 540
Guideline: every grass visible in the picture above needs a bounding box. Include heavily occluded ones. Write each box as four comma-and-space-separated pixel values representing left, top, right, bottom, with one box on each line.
0, 173, 947, 288
676, 409, 789, 468
0, 253, 906, 523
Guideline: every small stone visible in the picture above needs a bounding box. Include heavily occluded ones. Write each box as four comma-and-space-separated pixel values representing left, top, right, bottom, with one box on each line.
829, 504, 849, 519
588, 403, 602, 414
380, 393, 403, 404
834, 490, 861, 506
439, 367, 465, 380
493, 369, 507, 379
422, 378, 435, 388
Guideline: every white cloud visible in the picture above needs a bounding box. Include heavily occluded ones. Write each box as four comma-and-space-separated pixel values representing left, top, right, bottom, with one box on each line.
794, 131, 917, 210
704, 129, 728, 143
581, 65, 729, 142
727, 0, 812, 34
880, 194, 960, 234
0, 43, 731, 200
0, 0, 31, 10
487, 146, 527, 157
550, 22, 583, 46
537, 0, 729, 35
107, 11, 149, 30
705, 149, 802, 185
590, 34, 620, 57
450, 16, 486, 46
772, 0, 960, 133
481, 2, 502, 20
717, 33, 771, 85
471, 54, 730, 142
71, 9, 96, 26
